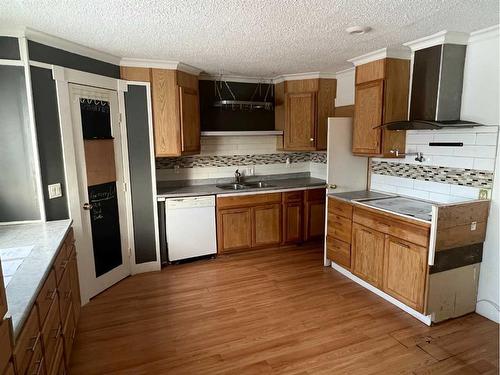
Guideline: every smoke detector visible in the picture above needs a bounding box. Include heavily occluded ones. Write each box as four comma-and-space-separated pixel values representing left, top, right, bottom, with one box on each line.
346, 26, 371, 35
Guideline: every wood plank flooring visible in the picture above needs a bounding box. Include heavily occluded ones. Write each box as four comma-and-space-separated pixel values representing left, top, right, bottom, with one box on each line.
69, 245, 498, 374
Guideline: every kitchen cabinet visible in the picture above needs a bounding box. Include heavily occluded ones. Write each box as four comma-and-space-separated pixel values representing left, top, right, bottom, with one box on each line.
0, 258, 7, 319
351, 223, 385, 288
383, 236, 427, 312
217, 208, 253, 253
253, 204, 282, 247
275, 79, 336, 151
326, 197, 353, 269
0, 319, 13, 375
120, 67, 201, 157
352, 58, 409, 157
282, 191, 304, 244
304, 188, 326, 241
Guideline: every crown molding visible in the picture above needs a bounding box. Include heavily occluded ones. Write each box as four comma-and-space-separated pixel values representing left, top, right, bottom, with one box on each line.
335, 67, 355, 77
0, 26, 25, 37
24, 27, 121, 65
199, 74, 273, 83
468, 24, 499, 44
272, 71, 336, 84
348, 47, 411, 66
403, 30, 470, 51
120, 58, 203, 75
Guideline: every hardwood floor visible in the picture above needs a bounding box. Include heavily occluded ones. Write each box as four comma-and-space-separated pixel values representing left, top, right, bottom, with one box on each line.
69, 245, 499, 374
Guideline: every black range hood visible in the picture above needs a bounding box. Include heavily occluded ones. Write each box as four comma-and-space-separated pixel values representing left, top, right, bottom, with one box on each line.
381, 43, 484, 130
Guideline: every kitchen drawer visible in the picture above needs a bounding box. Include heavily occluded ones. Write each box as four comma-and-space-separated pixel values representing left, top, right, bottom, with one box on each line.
62, 304, 76, 362
305, 188, 325, 202
36, 269, 57, 327
217, 193, 282, 209
53, 245, 69, 286
353, 207, 430, 248
41, 295, 62, 373
326, 237, 351, 269
26, 339, 45, 375
2, 362, 14, 375
0, 319, 12, 374
282, 190, 303, 202
58, 269, 72, 322
48, 337, 64, 375
65, 228, 74, 248
328, 197, 353, 219
327, 213, 352, 243
13, 306, 40, 375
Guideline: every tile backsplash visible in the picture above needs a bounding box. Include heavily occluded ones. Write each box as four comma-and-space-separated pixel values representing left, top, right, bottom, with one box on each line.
370, 126, 499, 203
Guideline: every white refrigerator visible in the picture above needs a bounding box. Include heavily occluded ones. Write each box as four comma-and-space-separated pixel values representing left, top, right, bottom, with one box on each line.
324, 117, 368, 266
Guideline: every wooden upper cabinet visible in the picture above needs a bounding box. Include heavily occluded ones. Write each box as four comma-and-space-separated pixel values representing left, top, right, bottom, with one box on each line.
351, 223, 385, 288
383, 236, 428, 312
121, 67, 201, 157
352, 58, 409, 157
277, 78, 336, 151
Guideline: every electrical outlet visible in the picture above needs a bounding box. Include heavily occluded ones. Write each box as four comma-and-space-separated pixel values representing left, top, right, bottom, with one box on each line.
48, 183, 62, 199
470, 221, 477, 231
478, 189, 490, 200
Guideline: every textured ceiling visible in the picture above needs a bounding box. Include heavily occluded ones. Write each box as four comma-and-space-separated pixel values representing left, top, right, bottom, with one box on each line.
2, 0, 499, 77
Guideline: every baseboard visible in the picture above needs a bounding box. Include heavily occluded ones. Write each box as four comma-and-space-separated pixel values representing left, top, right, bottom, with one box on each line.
132, 260, 161, 275
331, 262, 432, 326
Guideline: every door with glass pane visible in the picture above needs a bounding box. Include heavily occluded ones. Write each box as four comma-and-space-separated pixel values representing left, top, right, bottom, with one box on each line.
69, 84, 129, 299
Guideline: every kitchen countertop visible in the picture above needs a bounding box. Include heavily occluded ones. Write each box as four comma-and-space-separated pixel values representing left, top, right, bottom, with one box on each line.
157, 176, 326, 198
327, 190, 395, 202
0, 219, 72, 338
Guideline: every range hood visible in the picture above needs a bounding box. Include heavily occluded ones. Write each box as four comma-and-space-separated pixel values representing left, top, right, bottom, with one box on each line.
381, 41, 483, 130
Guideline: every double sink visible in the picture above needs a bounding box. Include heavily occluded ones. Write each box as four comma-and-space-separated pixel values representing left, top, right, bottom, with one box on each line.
216, 181, 276, 190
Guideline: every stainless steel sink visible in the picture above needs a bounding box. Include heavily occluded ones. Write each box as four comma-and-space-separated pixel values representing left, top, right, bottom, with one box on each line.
216, 183, 249, 190
243, 181, 276, 189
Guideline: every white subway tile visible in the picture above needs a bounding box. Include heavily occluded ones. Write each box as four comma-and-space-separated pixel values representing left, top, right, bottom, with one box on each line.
449, 185, 480, 199
469, 126, 499, 133
433, 133, 476, 144
406, 133, 434, 145
384, 176, 414, 188
370, 183, 397, 194
396, 187, 430, 200
473, 158, 496, 171
413, 180, 451, 194
370, 174, 386, 185
456, 145, 497, 158
475, 133, 499, 146
424, 155, 474, 169
428, 192, 454, 203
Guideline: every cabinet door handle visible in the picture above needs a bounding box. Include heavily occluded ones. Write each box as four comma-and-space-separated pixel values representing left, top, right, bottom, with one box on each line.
26, 333, 40, 352
395, 241, 410, 249
46, 288, 57, 301
31, 358, 43, 375
52, 325, 62, 340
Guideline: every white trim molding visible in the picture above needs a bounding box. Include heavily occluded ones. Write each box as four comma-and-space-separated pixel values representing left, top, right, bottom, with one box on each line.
273, 71, 337, 84
468, 24, 500, 44
404, 30, 470, 52
331, 262, 432, 326
199, 74, 274, 83
120, 57, 203, 76
348, 47, 411, 66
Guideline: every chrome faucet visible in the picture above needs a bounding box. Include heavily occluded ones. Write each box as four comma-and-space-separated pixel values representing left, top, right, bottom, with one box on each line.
390, 149, 425, 162
234, 169, 242, 184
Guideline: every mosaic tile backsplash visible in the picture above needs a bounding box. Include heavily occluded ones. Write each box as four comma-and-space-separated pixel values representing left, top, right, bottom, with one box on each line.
156, 152, 327, 169
371, 160, 494, 189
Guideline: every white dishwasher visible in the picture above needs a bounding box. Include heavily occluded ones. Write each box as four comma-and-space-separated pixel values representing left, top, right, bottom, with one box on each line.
165, 195, 217, 261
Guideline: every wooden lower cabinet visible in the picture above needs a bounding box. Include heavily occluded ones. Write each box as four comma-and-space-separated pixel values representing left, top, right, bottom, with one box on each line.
282, 201, 303, 244
0, 319, 13, 375
304, 189, 326, 241
326, 237, 351, 269
217, 208, 252, 253
383, 236, 428, 312
351, 223, 385, 288
252, 204, 281, 247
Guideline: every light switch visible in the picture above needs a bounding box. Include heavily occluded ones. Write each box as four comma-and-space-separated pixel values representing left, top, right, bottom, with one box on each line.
48, 183, 62, 199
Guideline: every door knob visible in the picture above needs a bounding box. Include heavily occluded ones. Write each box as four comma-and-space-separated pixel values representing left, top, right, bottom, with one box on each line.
328, 184, 337, 189
83, 203, 93, 210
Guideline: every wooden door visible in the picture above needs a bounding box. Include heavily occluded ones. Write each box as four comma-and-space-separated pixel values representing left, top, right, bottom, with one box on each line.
252, 204, 282, 248
285, 92, 316, 150
283, 201, 303, 244
304, 201, 325, 241
352, 80, 383, 155
351, 223, 385, 288
0, 258, 7, 318
179, 86, 200, 154
383, 236, 428, 312
217, 208, 252, 253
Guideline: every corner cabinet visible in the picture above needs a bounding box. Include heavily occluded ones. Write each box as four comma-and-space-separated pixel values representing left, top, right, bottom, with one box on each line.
275, 79, 336, 151
352, 58, 409, 157
120, 67, 201, 157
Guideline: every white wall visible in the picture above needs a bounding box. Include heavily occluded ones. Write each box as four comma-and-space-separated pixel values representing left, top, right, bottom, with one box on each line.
334, 68, 355, 107
461, 26, 500, 323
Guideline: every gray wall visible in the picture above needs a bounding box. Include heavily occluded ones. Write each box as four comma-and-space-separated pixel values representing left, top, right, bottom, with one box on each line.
31, 66, 69, 220
124, 85, 157, 264
0, 66, 40, 222
0, 36, 20, 60
28, 40, 120, 78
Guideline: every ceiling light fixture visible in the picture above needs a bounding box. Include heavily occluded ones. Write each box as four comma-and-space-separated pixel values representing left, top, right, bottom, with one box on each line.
346, 26, 371, 35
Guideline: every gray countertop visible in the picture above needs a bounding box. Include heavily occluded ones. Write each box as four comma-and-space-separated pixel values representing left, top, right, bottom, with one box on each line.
328, 190, 395, 202
157, 176, 326, 198
0, 219, 72, 339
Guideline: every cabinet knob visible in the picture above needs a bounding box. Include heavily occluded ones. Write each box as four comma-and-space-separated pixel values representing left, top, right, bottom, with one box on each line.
310, 138, 314, 142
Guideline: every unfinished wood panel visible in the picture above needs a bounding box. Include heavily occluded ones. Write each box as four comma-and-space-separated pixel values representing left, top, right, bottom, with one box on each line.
217, 208, 252, 253
352, 80, 383, 155
316, 79, 337, 150
356, 59, 386, 84
285, 92, 317, 150
326, 236, 351, 269
216, 193, 281, 209
176, 71, 198, 91
334, 104, 355, 117
119, 66, 151, 82
327, 212, 352, 243
328, 197, 353, 219
274, 81, 285, 150
84, 139, 116, 186
383, 236, 428, 312
283, 201, 303, 244
151, 68, 181, 156
351, 223, 385, 288
252, 204, 282, 247
0, 260, 7, 319
35, 269, 57, 326
13, 306, 41, 375
284, 78, 319, 93
179, 86, 200, 154
353, 206, 430, 248
0, 319, 12, 374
